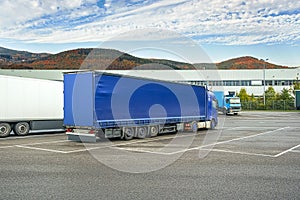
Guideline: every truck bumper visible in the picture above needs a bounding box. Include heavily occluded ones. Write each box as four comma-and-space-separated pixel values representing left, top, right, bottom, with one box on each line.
228, 108, 241, 114
67, 132, 97, 143
231, 110, 241, 113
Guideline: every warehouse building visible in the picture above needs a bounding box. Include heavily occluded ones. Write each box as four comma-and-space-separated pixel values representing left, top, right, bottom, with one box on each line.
112, 68, 300, 96
1, 68, 299, 96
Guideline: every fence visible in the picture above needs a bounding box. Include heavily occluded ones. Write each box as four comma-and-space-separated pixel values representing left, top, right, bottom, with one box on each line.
241, 100, 295, 110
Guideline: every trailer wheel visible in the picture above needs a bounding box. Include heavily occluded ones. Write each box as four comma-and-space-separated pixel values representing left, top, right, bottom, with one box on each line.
149, 126, 159, 137
0, 123, 11, 138
137, 127, 147, 139
14, 122, 30, 136
124, 127, 134, 140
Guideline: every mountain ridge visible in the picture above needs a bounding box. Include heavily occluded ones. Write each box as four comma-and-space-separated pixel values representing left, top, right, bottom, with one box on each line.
0, 46, 290, 70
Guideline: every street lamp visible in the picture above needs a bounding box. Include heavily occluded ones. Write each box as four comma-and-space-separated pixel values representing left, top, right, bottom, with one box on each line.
260, 58, 269, 107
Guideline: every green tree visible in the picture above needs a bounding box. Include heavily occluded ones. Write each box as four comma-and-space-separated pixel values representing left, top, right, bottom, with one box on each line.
278, 88, 295, 110
279, 88, 293, 101
250, 93, 256, 101
265, 86, 277, 109
265, 86, 276, 102
238, 88, 249, 101
293, 78, 300, 94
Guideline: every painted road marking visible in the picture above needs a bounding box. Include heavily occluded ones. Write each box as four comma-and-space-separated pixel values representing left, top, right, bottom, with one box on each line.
110, 146, 172, 155
64, 133, 198, 154
0, 133, 197, 154
224, 126, 280, 130
165, 127, 289, 155
0, 145, 15, 149
3, 126, 299, 159
274, 144, 300, 157
20, 140, 69, 146
200, 148, 275, 157
107, 147, 276, 157
0, 140, 68, 150
98, 127, 292, 157
0, 133, 64, 141
15, 145, 67, 154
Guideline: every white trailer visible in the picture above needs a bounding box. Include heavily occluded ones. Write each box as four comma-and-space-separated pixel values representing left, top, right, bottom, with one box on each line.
0, 75, 64, 137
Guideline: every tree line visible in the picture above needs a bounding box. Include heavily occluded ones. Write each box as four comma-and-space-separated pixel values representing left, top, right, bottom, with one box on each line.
237, 81, 300, 110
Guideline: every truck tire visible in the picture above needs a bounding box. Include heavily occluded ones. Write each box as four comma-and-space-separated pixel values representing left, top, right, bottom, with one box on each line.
149, 126, 159, 137
0, 123, 11, 138
137, 127, 147, 139
14, 122, 30, 136
124, 127, 134, 140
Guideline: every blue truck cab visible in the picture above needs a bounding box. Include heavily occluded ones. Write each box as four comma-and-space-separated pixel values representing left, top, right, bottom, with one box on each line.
213, 91, 241, 115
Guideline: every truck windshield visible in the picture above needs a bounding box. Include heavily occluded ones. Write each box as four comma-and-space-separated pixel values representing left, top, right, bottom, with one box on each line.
230, 98, 240, 104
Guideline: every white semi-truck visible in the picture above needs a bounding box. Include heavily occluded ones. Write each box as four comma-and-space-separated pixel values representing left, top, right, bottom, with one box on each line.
0, 75, 64, 137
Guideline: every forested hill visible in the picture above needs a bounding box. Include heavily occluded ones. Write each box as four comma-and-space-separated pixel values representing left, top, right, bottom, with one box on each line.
0, 47, 289, 70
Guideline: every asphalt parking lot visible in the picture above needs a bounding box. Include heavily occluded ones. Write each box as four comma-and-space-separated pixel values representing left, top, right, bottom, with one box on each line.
1, 111, 300, 199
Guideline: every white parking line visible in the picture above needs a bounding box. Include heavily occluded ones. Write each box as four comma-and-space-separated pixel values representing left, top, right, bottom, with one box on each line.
1, 133, 198, 154
167, 127, 289, 155
0, 145, 15, 149
106, 146, 276, 157
19, 140, 69, 146
64, 133, 198, 154
223, 126, 289, 130
15, 145, 67, 154
97, 127, 289, 156
2, 127, 297, 158
0, 133, 64, 141
0, 140, 68, 151
110, 146, 172, 155
274, 144, 300, 157
200, 148, 275, 157
212, 127, 288, 144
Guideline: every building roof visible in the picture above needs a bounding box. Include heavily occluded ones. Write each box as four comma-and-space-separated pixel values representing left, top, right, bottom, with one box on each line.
0, 68, 299, 81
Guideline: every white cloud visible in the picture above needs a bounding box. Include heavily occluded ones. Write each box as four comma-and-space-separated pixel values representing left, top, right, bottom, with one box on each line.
0, 0, 300, 46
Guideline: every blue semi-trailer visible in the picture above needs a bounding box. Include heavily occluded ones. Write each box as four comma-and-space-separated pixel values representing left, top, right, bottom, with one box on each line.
64, 71, 218, 142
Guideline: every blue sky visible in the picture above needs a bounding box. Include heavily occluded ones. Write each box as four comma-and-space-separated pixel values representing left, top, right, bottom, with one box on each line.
0, 0, 300, 66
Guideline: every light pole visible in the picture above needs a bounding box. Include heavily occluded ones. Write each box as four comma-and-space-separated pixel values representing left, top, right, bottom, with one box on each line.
261, 58, 269, 107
